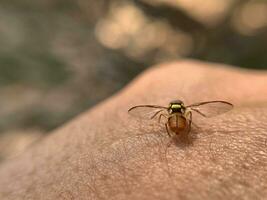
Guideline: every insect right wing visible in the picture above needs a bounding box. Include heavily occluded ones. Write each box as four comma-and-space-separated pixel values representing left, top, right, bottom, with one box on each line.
186, 101, 233, 118
128, 105, 168, 121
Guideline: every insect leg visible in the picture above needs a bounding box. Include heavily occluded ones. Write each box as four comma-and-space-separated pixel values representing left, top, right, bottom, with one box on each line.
158, 114, 168, 123
187, 111, 192, 133
150, 109, 164, 120
165, 123, 171, 137
190, 108, 206, 117
186, 109, 199, 129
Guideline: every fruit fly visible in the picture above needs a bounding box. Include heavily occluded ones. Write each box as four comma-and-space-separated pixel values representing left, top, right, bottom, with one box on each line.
128, 100, 233, 137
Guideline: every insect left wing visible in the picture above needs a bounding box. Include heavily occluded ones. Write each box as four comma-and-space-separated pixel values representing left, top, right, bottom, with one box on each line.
128, 105, 168, 120
186, 101, 233, 118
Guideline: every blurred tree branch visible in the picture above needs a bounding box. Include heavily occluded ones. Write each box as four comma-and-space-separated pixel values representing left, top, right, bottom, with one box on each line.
132, 0, 206, 33
133, 0, 257, 63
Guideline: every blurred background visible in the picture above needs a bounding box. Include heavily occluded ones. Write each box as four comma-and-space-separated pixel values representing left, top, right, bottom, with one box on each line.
0, 0, 267, 163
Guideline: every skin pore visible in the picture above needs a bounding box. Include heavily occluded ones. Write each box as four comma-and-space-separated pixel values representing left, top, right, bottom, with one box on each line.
0, 60, 267, 200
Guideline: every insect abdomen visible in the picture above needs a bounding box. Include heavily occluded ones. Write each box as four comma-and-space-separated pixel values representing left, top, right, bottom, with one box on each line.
168, 115, 187, 134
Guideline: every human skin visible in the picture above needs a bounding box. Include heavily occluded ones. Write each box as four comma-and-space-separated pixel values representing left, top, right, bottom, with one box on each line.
0, 60, 267, 200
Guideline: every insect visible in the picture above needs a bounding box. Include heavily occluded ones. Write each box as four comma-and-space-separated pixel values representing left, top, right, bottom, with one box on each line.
128, 100, 233, 137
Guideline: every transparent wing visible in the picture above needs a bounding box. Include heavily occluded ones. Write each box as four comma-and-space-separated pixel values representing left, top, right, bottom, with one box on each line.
186, 101, 233, 118
128, 105, 168, 120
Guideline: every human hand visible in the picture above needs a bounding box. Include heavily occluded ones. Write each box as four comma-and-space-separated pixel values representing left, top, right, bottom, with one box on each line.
0, 60, 267, 200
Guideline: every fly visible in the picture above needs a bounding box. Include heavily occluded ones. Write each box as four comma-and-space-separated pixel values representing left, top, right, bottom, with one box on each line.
128, 100, 233, 137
